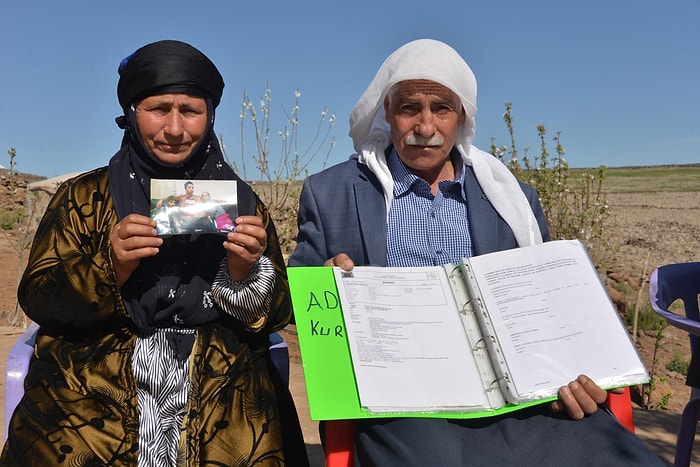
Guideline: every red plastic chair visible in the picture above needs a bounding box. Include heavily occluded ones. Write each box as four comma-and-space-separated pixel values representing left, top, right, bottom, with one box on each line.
324, 389, 635, 467
324, 420, 355, 467
606, 387, 635, 433
649, 262, 700, 467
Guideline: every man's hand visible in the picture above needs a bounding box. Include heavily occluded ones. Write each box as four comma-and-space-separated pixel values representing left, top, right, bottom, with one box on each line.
324, 253, 355, 271
550, 374, 624, 419
224, 216, 266, 282
110, 214, 163, 287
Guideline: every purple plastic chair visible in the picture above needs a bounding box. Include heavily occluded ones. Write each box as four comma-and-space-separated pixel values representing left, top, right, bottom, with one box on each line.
4, 325, 289, 442
649, 262, 700, 467
4, 321, 39, 440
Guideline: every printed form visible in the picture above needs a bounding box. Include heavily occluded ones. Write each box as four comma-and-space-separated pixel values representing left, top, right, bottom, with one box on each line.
334, 266, 488, 412
467, 240, 646, 400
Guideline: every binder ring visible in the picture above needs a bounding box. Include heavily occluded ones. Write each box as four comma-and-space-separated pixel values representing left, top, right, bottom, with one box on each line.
472, 335, 496, 351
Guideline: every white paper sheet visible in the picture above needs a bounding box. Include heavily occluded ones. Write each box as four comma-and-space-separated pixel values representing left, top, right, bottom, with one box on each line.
467, 240, 648, 400
334, 266, 490, 412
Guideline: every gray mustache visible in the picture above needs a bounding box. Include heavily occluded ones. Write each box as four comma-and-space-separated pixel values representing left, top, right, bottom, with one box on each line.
405, 134, 444, 146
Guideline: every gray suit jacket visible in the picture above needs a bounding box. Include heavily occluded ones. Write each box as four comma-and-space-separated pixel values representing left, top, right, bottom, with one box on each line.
289, 155, 550, 268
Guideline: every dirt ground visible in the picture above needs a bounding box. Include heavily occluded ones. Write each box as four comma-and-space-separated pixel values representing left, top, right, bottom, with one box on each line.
0, 187, 697, 465
603, 190, 700, 415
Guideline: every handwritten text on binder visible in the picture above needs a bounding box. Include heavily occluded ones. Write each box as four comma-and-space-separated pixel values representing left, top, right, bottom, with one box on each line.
305, 290, 345, 338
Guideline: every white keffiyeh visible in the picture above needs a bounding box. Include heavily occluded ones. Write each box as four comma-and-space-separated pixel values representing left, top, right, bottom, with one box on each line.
349, 38, 542, 247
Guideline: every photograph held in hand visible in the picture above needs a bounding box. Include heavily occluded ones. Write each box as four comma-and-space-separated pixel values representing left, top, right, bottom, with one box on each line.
150, 179, 238, 235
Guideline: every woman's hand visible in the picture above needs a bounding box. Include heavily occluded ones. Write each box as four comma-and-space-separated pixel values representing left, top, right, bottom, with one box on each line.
224, 215, 266, 282
110, 214, 163, 287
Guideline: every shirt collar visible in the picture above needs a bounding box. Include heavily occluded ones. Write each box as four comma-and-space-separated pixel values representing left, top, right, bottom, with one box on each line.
388, 147, 466, 197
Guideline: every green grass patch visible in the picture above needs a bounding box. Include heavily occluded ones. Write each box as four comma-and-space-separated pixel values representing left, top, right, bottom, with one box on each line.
572, 164, 700, 193
666, 354, 690, 376
0, 209, 22, 230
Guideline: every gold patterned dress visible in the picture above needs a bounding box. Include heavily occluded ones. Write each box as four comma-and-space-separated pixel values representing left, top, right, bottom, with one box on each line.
1, 167, 308, 466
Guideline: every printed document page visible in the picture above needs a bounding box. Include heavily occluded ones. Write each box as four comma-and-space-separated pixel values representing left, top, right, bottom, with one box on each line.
466, 240, 648, 401
334, 266, 490, 412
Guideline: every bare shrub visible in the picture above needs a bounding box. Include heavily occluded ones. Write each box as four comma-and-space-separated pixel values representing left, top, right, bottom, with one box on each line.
490, 103, 613, 265
224, 84, 336, 254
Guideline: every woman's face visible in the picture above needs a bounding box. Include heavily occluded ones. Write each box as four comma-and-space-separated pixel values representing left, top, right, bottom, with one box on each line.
135, 93, 208, 165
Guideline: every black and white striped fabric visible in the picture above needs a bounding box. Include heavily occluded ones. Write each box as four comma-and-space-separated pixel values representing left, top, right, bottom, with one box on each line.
133, 329, 192, 466
132, 256, 275, 465
212, 256, 275, 323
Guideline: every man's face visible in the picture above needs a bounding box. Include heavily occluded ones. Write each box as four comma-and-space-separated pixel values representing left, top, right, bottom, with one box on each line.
384, 80, 465, 177
185, 183, 194, 195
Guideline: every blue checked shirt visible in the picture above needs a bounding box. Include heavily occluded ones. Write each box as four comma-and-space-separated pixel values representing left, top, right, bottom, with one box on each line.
386, 148, 473, 268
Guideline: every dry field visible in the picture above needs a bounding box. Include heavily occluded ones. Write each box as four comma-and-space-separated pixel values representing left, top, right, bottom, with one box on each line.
595, 166, 700, 414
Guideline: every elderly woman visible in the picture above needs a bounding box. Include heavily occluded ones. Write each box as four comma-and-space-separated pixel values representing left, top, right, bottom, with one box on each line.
1, 40, 308, 466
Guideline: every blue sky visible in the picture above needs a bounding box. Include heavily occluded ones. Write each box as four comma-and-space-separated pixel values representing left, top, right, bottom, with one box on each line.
1, 0, 698, 178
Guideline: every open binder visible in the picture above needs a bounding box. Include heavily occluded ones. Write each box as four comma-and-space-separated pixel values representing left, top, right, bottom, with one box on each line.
288, 240, 649, 420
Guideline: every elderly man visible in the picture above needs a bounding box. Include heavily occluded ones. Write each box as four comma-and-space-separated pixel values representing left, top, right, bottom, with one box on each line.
289, 39, 662, 465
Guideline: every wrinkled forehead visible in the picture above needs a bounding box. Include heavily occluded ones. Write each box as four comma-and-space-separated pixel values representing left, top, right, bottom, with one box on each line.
388, 80, 460, 103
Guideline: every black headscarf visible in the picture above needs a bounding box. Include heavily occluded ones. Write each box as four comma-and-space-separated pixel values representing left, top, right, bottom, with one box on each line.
107, 40, 256, 359
110, 39, 231, 216
116, 39, 224, 114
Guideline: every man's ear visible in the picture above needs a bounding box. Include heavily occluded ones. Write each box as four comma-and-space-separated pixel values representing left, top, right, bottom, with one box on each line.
460, 108, 466, 126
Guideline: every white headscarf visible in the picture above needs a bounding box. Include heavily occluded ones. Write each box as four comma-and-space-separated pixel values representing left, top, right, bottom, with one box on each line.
349, 38, 542, 247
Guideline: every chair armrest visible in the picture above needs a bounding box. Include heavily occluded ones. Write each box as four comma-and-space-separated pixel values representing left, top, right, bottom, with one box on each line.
650, 309, 700, 338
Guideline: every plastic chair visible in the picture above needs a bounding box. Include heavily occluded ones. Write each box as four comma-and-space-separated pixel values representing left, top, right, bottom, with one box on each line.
323, 389, 636, 466
649, 262, 700, 467
269, 331, 290, 385
606, 387, 635, 433
4, 321, 39, 440
4, 325, 289, 442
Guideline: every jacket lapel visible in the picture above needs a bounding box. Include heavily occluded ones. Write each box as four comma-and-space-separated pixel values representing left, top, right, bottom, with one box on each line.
354, 168, 388, 266
463, 165, 502, 256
